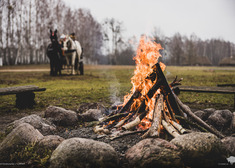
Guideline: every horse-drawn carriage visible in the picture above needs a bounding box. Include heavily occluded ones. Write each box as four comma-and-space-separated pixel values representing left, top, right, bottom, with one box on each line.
47, 29, 84, 76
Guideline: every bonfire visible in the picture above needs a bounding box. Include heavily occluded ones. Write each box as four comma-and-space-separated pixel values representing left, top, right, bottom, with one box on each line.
94, 35, 224, 140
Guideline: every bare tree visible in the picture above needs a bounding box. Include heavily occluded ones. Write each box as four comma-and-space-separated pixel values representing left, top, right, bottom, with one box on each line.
103, 18, 124, 65
168, 33, 184, 65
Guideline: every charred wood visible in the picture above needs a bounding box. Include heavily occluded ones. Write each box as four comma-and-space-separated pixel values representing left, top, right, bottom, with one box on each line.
155, 63, 183, 117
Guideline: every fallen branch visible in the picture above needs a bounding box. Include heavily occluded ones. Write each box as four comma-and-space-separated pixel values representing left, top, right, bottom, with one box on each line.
174, 95, 225, 138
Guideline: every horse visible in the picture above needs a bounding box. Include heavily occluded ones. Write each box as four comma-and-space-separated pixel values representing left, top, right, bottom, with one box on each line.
62, 35, 82, 75
46, 29, 63, 76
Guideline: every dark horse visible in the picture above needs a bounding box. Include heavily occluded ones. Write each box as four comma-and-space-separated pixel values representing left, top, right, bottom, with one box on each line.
47, 29, 63, 76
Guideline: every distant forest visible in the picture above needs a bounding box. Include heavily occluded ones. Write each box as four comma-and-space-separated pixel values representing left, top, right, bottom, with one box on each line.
0, 0, 235, 66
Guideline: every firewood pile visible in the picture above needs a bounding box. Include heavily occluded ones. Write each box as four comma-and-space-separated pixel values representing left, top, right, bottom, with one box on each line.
94, 36, 224, 140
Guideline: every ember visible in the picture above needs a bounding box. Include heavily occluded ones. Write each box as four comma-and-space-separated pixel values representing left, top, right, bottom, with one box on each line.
94, 36, 224, 140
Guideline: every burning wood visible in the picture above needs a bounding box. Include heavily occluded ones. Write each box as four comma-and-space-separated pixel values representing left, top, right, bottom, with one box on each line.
93, 36, 224, 140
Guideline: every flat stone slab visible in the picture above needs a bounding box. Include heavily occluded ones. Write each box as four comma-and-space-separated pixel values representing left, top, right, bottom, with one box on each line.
0, 85, 46, 95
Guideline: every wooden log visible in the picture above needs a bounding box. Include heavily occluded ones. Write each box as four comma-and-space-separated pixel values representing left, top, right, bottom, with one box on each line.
110, 130, 147, 140
174, 95, 225, 138
162, 120, 180, 138
98, 113, 128, 125
171, 120, 187, 134
122, 116, 141, 130
142, 94, 163, 138
114, 112, 136, 128
155, 63, 184, 117
116, 90, 140, 115
164, 97, 176, 121
114, 119, 125, 128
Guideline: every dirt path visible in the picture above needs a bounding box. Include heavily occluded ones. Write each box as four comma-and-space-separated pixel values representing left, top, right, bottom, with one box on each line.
0, 69, 49, 72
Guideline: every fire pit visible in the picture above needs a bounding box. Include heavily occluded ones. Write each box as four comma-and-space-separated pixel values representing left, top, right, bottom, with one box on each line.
94, 36, 224, 140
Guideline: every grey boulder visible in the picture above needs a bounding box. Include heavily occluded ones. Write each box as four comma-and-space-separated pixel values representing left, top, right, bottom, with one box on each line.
125, 138, 183, 168
44, 106, 78, 126
0, 123, 43, 162
207, 109, 233, 130
222, 136, 235, 156
5, 114, 56, 135
50, 137, 119, 168
38, 135, 64, 150
78, 109, 104, 122
171, 132, 227, 167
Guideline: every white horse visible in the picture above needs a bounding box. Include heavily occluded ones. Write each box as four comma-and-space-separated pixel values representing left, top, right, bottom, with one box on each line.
62, 35, 82, 75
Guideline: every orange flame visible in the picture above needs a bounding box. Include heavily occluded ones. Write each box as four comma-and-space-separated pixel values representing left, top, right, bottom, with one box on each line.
124, 35, 165, 130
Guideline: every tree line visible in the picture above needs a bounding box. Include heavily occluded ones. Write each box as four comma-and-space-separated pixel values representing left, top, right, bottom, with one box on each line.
153, 30, 235, 66
0, 0, 234, 66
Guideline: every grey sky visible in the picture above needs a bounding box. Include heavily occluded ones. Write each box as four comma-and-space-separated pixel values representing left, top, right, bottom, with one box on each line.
64, 0, 235, 43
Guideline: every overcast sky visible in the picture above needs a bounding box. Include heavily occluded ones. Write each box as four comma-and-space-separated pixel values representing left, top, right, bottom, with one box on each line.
64, 0, 235, 43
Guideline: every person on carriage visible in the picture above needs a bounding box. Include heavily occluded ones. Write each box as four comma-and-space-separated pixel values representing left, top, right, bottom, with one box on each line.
59, 34, 67, 69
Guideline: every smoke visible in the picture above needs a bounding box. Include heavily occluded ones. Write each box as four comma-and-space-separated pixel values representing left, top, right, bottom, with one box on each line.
108, 73, 122, 106
165, 69, 171, 77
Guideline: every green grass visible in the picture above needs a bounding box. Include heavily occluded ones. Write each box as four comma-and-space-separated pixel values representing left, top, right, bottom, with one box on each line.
0, 65, 234, 115
165, 66, 235, 109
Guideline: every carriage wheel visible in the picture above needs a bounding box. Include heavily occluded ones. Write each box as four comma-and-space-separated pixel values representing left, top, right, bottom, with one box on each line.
79, 62, 84, 75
